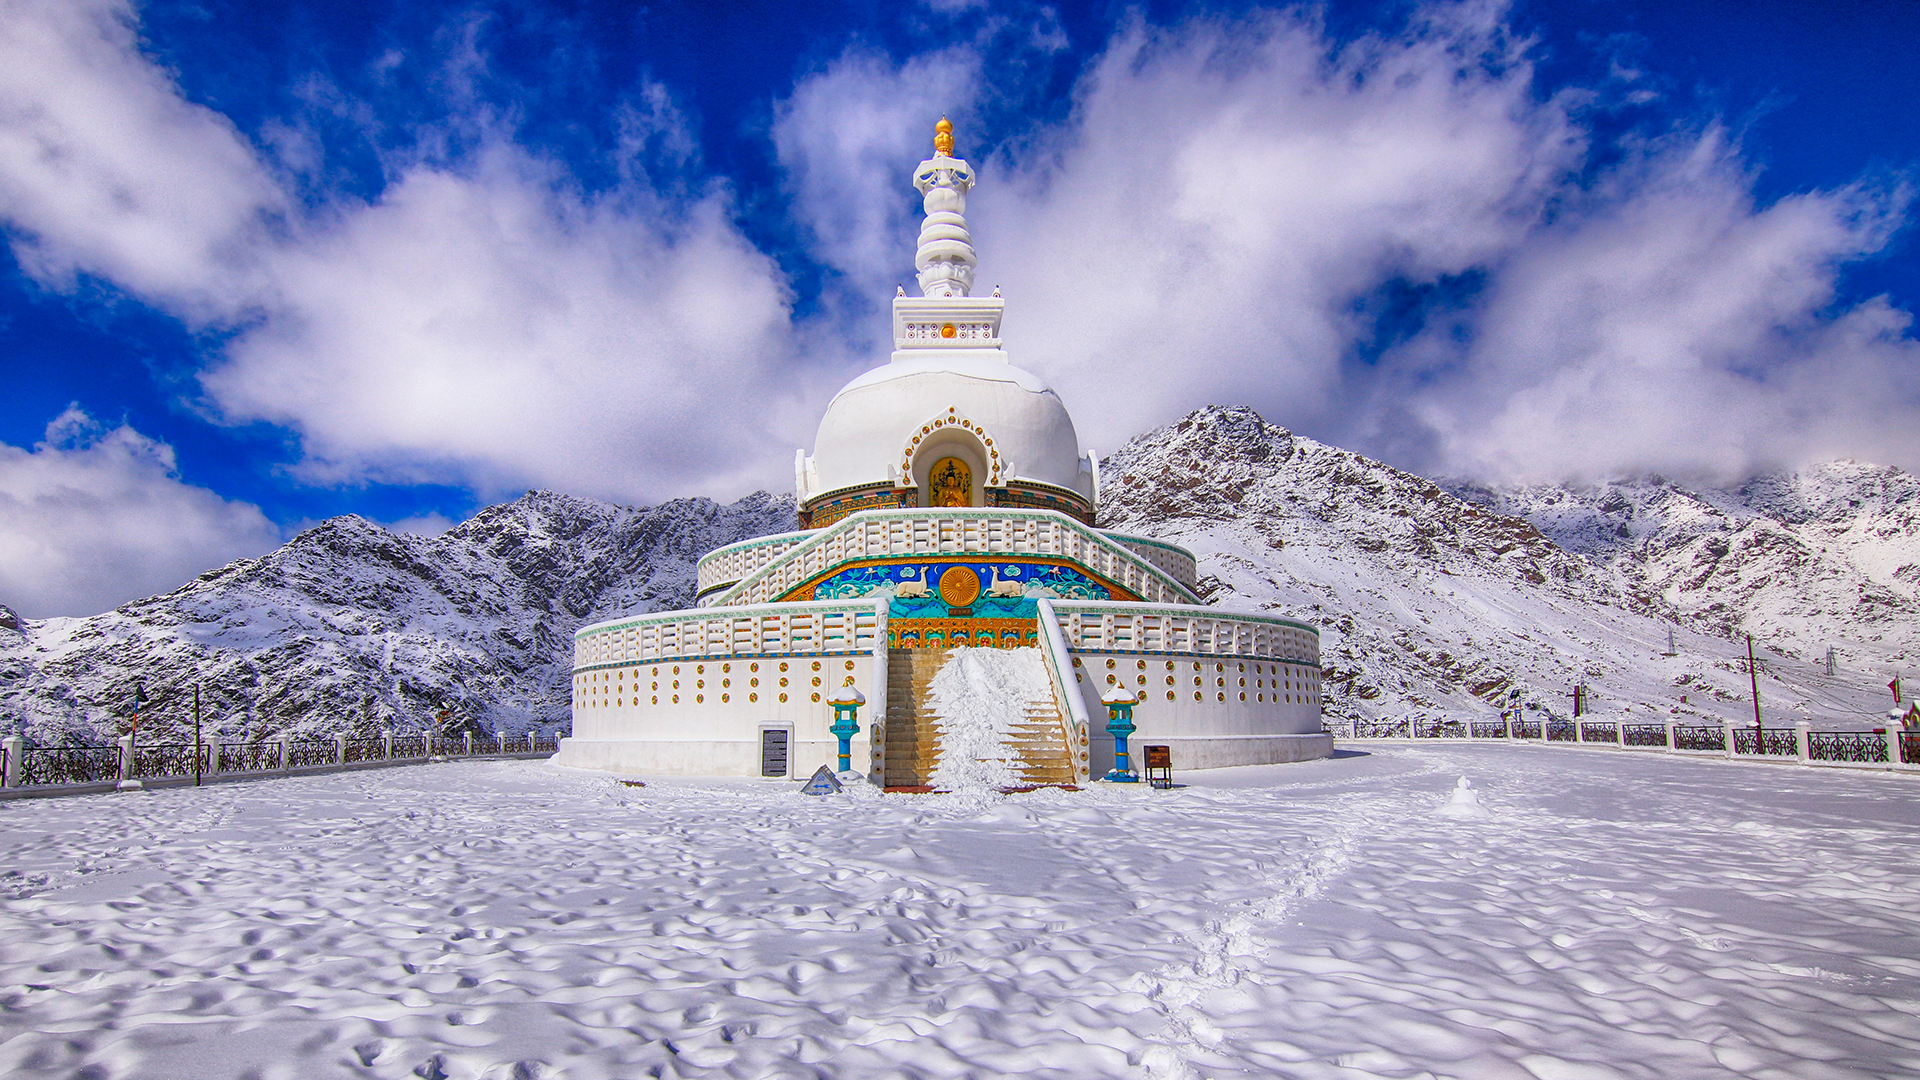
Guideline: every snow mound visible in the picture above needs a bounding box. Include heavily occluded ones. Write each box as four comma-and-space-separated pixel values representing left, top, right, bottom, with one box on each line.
926, 647, 1052, 792
1434, 776, 1490, 819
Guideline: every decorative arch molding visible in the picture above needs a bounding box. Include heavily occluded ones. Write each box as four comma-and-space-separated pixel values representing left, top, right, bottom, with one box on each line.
896, 407, 1004, 488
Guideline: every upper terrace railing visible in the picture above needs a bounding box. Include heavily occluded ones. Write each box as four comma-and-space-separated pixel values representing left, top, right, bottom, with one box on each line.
697, 509, 1201, 609
1094, 532, 1199, 589
574, 599, 885, 670
1047, 601, 1319, 665
0, 732, 560, 796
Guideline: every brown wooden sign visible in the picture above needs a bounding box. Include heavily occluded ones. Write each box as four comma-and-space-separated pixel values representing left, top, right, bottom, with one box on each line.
1143, 745, 1171, 768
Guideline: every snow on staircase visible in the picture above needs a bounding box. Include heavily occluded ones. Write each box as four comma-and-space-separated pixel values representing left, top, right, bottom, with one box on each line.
924, 647, 1077, 791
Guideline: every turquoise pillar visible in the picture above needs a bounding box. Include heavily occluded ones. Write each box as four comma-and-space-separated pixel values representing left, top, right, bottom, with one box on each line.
1102, 685, 1138, 783
827, 687, 865, 775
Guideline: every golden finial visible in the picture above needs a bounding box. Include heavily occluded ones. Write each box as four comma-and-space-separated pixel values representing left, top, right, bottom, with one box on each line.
933, 115, 954, 157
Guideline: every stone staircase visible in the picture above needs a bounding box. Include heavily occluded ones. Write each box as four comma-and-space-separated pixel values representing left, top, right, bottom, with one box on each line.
1007, 694, 1078, 788
881, 649, 942, 789
880, 646, 1079, 790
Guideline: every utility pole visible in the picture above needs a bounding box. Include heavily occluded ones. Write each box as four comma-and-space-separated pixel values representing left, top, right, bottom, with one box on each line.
1746, 634, 1764, 736
1665, 625, 1677, 657
192, 683, 203, 787
1826, 646, 1836, 677
1569, 684, 1585, 718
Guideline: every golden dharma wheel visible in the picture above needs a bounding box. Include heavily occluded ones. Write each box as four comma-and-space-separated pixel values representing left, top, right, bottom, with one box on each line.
938, 565, 981, 607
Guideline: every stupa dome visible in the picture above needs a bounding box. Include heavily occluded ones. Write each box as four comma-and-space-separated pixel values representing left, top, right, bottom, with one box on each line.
794, 118, 1096, 528
808, 354, 1087, 496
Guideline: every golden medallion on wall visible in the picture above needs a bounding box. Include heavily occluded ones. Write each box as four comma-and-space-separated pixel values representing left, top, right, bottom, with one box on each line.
938, 565, 981, 607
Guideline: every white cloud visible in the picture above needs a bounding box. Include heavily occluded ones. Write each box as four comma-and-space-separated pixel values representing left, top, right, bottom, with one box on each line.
0, 0, 282, 316
203, 142, 806, 501
0, 408, 282, 618
0, 0, 812, 504
779, 7, 1919, 482
773, 47, 982, 308
2, 0, 1916, 532
972, 7, 1586, 453
1404, 133, 1918, 481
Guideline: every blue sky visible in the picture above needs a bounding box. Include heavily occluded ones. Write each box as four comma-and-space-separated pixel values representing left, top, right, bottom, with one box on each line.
2, 0, 1917, 617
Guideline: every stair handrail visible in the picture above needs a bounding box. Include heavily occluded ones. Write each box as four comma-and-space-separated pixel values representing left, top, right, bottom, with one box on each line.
869, 597, 888, 784
1034, 598, 1090, 783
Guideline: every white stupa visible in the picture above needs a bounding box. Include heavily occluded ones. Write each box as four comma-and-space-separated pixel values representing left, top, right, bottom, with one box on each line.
557, 119, 1331, 785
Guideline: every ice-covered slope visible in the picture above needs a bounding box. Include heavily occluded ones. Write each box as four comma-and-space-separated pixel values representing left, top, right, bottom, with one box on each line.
1445, 464, 1920, 665
1098, 407, 1909, 729
0, 492, 796, 745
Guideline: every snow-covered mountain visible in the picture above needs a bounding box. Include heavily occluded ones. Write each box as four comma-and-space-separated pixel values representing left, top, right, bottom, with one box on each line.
1443, 464, 1920, 664
1097, 407, 1913, 729
0, 492, 795, 745
3, 408, 1910, 747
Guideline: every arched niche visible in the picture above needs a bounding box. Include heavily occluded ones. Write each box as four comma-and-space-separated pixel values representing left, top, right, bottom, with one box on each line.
910, 427, 988, 507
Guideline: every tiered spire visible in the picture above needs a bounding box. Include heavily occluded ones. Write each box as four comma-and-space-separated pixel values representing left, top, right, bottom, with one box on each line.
912, 116, 976, 298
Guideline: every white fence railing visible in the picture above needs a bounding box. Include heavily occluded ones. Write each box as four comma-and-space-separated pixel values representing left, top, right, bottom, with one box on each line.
575, 599, 885, 670
696, 530, 812, 596
1034, 598, 1091, 784
1047, 601, 1319, 664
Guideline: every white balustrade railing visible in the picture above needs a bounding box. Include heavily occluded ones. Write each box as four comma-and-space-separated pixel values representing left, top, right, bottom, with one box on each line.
1034, 598, 1091, 784
704, 509, 1201, 609
696, 530, 812, 596
574, 599, 885, 670
1095, 531, 1199, 588
1046, 601, 1320, 665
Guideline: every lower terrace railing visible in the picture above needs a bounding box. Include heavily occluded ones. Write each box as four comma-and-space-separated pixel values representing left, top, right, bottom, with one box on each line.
0, 731, 561, 795
1336, 716, 1918, 773
20, 745, 122, 787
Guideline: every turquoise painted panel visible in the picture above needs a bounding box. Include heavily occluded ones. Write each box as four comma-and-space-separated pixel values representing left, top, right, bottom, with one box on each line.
806, 560, 1110, 617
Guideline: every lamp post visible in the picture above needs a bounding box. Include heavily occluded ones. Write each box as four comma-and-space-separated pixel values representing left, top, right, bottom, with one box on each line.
827, 687, 865, 777
1102, 684, 1139, 782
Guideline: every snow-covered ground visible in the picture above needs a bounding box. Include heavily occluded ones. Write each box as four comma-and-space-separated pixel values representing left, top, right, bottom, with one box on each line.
3, 751, 1916, 1079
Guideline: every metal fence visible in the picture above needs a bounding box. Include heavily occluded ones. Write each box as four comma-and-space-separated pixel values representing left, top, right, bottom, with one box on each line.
3, 732, 561, 794
218, 741, 283, 772
21, 746, 121, 786
1337, 715, 1918, 774
1579, 721, 1619, 744
1622, 723, 1667, 747
1674, 725, 1726, 752
287, 740, 334, 769
342, 738, 385, 763
1808, 730, 1887, 764
129, 744, 211, 780
1731, 728, 1799, 757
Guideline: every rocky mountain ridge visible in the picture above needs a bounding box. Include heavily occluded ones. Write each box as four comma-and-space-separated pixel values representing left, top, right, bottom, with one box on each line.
1, 408, 1910, 745
0, 491, 796, 745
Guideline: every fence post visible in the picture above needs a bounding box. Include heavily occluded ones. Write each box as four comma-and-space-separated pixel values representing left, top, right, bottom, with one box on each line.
1, 735, 20, 787
1721, 718, 1736, 758
207, 737, 222, 776
382, 730, 393, 760
1663, 718, 1675, 752
497, 733, 506, 754
1575, 717, 1586, 744
334, 733, 347, 764
116, 734, 134, 782
464, 732, 473, 756
1884, 726, 1900, 767
1795, 721, 1811, 764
